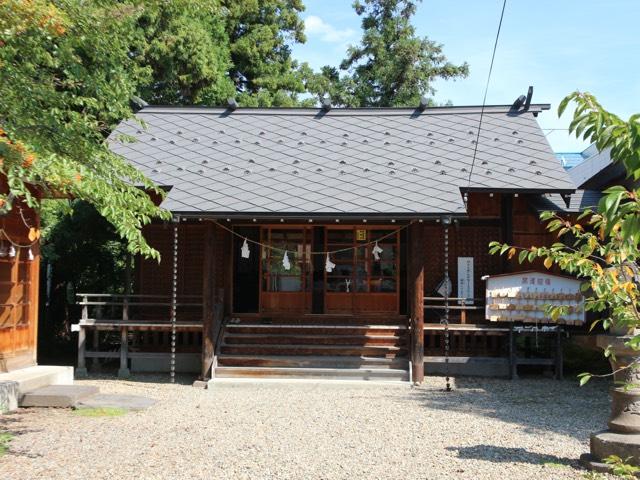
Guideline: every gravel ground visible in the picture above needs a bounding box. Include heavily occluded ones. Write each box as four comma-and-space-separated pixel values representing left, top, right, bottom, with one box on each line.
0, 375, 612, 480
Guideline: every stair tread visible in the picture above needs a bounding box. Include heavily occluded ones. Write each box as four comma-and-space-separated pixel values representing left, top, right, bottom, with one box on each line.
225, 333, 403, 339
227, 324, 407, 329
218, 354, 408, 362
215, 366, 408, 374
222, 342, 404, 350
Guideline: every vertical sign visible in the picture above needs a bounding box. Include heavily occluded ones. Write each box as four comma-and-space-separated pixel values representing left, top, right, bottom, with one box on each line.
457, 257, 474, 305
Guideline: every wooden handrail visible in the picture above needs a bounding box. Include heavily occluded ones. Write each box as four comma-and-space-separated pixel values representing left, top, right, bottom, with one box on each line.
76, 293, 201, 299
77, 301, 202, 307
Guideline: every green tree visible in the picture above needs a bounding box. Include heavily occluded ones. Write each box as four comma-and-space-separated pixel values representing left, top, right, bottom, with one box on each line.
134, 0, 235, 105
222, 0, 311, 106
0, 0, 168, 258
308, 0, 468, 107
490, 92, 640, 384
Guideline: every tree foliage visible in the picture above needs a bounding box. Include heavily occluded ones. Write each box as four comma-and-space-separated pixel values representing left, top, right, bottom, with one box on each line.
307, 0, 468, 107
222, 0, 312, 106
490, 91, 640, 384
0, 0, 169, 258
135, 0, 235, 105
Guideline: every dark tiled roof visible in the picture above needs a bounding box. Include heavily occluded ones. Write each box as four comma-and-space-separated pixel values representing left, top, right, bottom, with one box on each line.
109, 105, 575, 216
531, 190, 602, 213
568, 147, 619, 189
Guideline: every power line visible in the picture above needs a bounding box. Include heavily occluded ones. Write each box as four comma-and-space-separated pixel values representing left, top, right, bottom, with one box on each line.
465, 0, 508, 203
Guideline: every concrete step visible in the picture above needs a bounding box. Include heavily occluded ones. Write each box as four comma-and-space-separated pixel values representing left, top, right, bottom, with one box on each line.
220, 343, 407, 357
0, 365, 74, 412
20, 385, 99, 408
214, 366, 410, 382
0, 365, 74, 394
217, 354, 409, 369
223, 333, 406, 347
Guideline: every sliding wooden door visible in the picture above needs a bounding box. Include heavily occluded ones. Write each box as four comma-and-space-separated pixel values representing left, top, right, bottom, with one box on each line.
325, 226, 399, 314
260, 227, 312, 314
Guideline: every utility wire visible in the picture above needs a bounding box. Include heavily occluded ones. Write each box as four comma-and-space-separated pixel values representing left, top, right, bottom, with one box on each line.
465, 0, 508, 203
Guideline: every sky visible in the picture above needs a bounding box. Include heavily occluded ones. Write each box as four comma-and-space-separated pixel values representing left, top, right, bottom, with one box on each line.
291, 0, 640, 153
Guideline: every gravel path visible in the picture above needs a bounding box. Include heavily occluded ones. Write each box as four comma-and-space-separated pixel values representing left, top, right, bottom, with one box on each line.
0, 375, 611, 480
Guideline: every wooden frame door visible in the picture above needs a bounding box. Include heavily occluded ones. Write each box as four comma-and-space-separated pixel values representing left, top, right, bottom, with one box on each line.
260, 226, 312, 314
324, 226, 400, 314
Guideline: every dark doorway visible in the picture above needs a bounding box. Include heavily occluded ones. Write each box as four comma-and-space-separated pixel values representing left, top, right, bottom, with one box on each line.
233, 226, 260, 313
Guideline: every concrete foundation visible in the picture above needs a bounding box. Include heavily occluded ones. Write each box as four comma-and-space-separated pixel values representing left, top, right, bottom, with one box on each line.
424, 356, 509, 377
130, 353, 200, 373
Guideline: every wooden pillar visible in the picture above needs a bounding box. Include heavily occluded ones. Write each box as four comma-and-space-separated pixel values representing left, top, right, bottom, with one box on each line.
409, 222, 425, 384
501, 194, 514, 273
118, 326, 130, 378
201, 222, 216, 380
555, 327, 564, 380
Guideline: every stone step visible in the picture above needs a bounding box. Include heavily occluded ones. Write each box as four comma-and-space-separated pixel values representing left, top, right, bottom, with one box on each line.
220, 343, 407, 357
223, 333, 406, 347
20, 385, 100, 408
217, 354, 409, 369
213, 366, 410, 382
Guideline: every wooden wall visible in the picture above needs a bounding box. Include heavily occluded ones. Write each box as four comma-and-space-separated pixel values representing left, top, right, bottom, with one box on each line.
136, 221, 231, 320
0, 203, 40, 372
135, 193, 555, 324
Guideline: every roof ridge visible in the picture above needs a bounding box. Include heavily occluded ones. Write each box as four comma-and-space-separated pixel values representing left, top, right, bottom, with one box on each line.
137, 104, 551, 116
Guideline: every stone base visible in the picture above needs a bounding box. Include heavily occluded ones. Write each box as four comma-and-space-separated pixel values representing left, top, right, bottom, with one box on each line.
0, 381, 19, 413
590, 430, 640, 466
117, 368, 131, 379
580, 453, 640, 477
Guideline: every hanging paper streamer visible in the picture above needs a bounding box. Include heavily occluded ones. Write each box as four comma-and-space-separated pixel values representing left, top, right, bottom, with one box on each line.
240, 238, 250, 259
372, 242, 383, 261
27, 248, 34, 261
436, 275, 453, 297
0, 244, 7, 258
8, 246, 15, 258
325, 253, 335, 273
282, 250, 291, 271
345, 279, 351, 293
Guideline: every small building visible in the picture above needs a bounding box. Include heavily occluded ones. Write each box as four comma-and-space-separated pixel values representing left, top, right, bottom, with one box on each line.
0, 196, 40, 373
77, 98, 580, 383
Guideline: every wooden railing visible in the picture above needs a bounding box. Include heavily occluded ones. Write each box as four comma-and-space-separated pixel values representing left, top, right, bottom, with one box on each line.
74, 293, 210, 378
77, 293, 203, 326
423, 296, 509, 358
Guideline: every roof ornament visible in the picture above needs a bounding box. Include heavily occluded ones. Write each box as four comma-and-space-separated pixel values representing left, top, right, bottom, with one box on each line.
418, 96, 429, 112
321, 97, 332, 112
227, 98, 238, 111
510, 86, 533, 112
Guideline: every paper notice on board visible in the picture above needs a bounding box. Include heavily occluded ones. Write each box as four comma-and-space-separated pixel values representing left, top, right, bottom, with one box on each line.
457, 257, 474, 305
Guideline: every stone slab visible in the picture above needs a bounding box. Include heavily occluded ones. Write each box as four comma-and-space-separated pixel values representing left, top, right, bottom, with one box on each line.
20, 385, 99, 408
76, 394, 156, 411
591, 430, 640, 465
